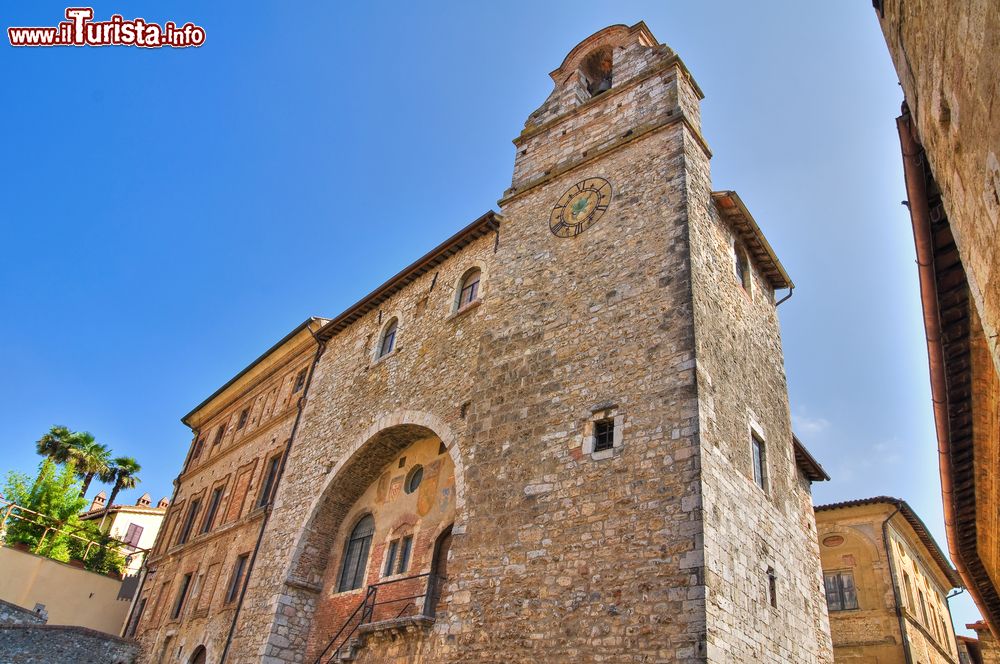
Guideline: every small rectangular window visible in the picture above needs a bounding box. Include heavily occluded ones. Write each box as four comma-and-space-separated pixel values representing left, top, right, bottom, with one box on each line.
593, 418, 615, 452
201, 486, 225, 534
213, 425, 225, 446
172, 573, 192, 620
177, 499, 201, 545
191, 437, 204, 460
396, 535, 413, 575
257, 455, 282, 508
823, 571, 858, 611
293, 368, 308, 393
751, 432, 767, 491
918, 589, 929, 624
226, 553, 249, 604
384, 540, 399, 577
237, 408, 250, 430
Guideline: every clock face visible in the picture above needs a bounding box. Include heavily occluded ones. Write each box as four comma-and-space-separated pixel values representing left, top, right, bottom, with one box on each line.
549, 177, 613, 237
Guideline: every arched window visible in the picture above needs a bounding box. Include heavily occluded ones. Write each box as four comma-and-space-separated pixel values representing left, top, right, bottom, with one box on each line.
456, 268, 481, 311
338, 515, 374, 592
377, 319, 397, 359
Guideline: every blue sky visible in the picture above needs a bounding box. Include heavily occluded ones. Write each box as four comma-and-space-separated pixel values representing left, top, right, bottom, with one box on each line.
0, 0, 981, 633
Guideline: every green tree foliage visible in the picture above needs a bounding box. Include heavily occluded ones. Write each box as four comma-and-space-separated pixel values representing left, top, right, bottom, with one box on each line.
2, 460, 126, 576
2, 459, 87, 561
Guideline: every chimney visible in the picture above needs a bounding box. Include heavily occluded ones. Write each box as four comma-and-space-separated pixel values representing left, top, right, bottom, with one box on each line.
91, 490, 107, 511
136, 493, 152, 507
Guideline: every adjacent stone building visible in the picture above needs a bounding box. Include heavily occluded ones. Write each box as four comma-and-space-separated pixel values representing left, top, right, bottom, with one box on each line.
966, 621, 1000, 664
136, 22, 834, 663
816, 497, 961, 664
874, 0, 1000, 633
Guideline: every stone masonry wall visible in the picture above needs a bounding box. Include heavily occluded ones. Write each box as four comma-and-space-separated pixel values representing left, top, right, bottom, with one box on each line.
685, 125, 833, 660
0, 624, 138, 664
200, 23, 832, 664
232, 55, 708, 661
230, 231, 498, 663
0, 599, 45, 626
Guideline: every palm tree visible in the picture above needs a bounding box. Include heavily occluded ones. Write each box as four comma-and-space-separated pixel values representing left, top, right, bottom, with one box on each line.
104, 456, 142, 513
68, 432, 112, 498
35, 425, 74, 464
33, 425, 75, 489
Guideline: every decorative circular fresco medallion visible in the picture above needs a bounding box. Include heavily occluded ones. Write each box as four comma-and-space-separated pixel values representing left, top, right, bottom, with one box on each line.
549, 177, 613, 237
822, 535, 845, 548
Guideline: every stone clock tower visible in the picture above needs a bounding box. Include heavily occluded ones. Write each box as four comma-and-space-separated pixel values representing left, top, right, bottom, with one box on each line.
138, 22, 833, 664
463, 21, 834, 663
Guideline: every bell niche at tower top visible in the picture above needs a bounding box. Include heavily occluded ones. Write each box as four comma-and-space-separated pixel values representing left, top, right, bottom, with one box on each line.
506, 22, 703, 200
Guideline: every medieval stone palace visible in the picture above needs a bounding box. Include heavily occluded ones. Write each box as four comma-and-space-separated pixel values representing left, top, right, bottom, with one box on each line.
130, 22, 834, 663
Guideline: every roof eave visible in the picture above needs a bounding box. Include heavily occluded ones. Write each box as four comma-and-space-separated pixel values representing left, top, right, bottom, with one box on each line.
181, 316, 327, 426
316, 211, 500, 342
815, 496, 962, 587
711, 191, 793, 291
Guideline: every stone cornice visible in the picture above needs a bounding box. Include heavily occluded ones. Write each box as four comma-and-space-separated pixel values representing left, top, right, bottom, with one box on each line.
514, 55, 704, 147
499, 114, 711, 207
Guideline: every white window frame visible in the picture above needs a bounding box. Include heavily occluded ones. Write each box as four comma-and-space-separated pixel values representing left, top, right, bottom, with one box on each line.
582, 404, 624, 460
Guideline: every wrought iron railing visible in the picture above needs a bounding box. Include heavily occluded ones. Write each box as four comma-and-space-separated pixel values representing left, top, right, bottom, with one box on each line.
314, 572, 439, 664
0, 497, 150, 567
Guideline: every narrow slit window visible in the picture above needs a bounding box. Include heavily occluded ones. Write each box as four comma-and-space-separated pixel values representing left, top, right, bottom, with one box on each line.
293, 368, 308, 393
177, 498, 201, 545
751, 432, 767, 491
396, 535, 413, 575
735, 244, 751, 292
201, 486, 224, 534
237, 408, 249, 430
171, 573, 192, 620
213, 425, 225, 446
226, 553, 250, 604
257, 455, 282, 508
767, 567, 777, 608
384, 539, 399, 577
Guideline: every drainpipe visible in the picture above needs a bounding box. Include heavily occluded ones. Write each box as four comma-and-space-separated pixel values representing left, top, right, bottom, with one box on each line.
775, 285, 794, 307
882, 505, 914, 664
897, 109, 963, 579
219, 332, 327, 664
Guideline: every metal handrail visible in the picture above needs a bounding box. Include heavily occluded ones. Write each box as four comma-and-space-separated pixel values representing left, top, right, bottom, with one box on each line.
0, 497, 151, 561
314, 572, 437, 663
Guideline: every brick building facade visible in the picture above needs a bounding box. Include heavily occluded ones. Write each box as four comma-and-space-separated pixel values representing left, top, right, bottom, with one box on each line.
130, 318, 326, 662
136, 23, 833, 663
